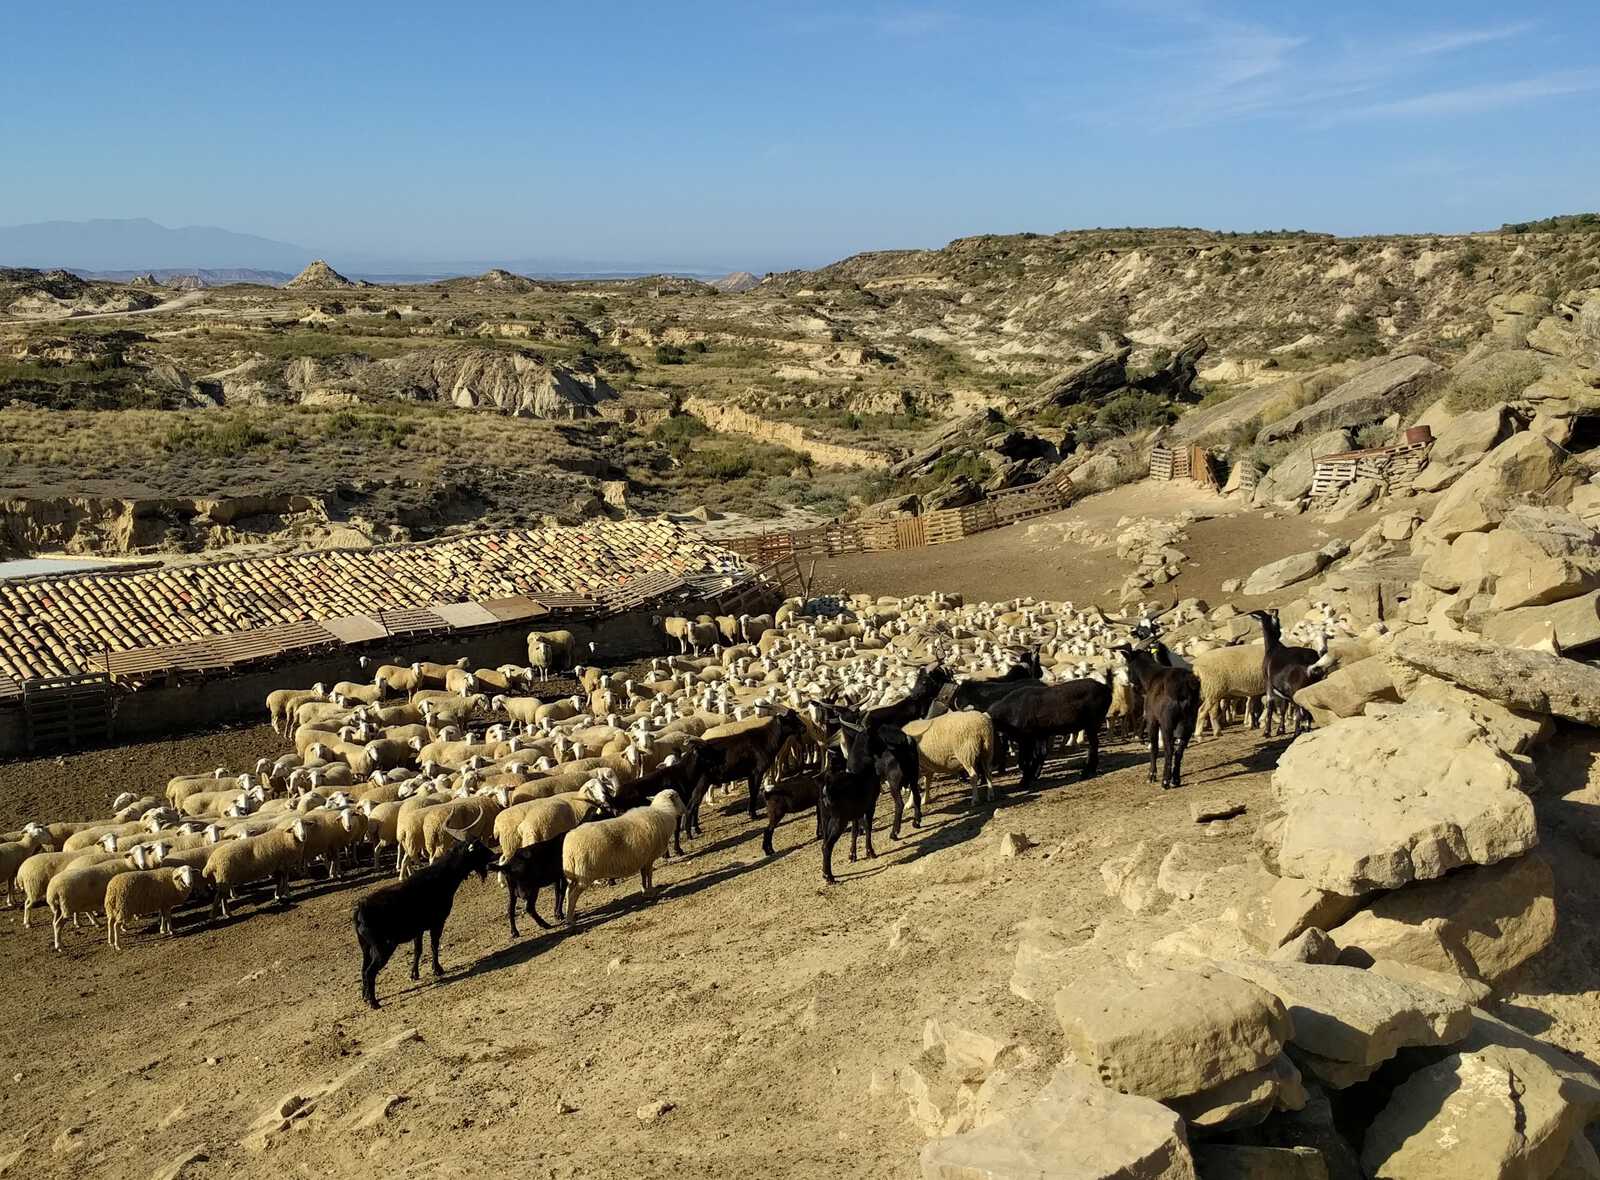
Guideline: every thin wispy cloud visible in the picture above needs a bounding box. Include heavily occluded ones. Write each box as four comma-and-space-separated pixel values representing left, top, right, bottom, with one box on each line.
874, 5, 955, 39
1398, 21, 1536, 57
1078, 5, 1552, 129
1325, 70, 1600, 122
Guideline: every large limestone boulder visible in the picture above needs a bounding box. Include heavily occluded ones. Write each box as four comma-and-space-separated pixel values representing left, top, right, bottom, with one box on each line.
1481, 507, 1600, 611
1217, 961, 1470, 1087
1422, 431, 1565, 541
1399, 678, 1552, 755
919, 1064, 1197, 1180
1053, 964, 1290, 1101
1389, 632, 1600, 726
1242, 550, 1329, 596
1427, 404, 1510, 467
1478, 589, 1600, 653
1418, 531, 1491, 593
1328, 853, 1555, 987
1487, 292, 1552, 346
1259, 704, 1536, 895
1164, 1054, 1306, 1133
1362, 1026, 1600, 1180
1292, 657, 1398, 724
1253, 430, 1354, 505
1259, 356, 1443, 443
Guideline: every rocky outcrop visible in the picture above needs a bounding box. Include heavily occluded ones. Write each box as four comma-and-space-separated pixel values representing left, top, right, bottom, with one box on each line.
1242, 550, 1329, 596
919, 1064, 1197, 1180
1217, 961, 1472, 1088
1388, 633, 1600, 726
284, 259, 357, 289
1258, 704, 1536, 895
1259, 356, 1443, 443
1329, 854, 1555, 987
0, 493, 327, 557
384, 347, 615, 420
1030, 350, 1130, 408
682, 397, 892, 469
1252, 429, 1353, 505
1362, 1010, 1600, 1180
1420, 431, 1565, 541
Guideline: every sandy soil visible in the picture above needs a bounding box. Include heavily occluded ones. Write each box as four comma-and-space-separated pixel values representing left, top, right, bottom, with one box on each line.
0, 484, 1594, 1180
815, 481, 1415, 609
0, 719, 1285, 1180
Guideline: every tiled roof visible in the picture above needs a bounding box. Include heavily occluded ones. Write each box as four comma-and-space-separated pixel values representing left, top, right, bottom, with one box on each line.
0, 521, 739, 682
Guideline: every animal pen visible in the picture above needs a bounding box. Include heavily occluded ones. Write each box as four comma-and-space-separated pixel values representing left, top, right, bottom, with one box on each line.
0, 520, 780, 756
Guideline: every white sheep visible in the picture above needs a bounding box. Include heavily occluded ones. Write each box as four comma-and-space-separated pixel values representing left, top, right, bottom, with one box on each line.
16, 848, 119, 927
561, 789, 685, 926
104, 866, 199, 948
1193, 645, 1267, 738
527, 630, 575, 675
46, 859, 137, 950
373, 663, 425, 697
501, 791, 599, 858
902, 711, 995, 802
202, 824, 307, 918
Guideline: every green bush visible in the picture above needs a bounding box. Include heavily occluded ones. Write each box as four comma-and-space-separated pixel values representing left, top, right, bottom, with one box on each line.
654, 343, 688, 364
649, 413, 709, 453
1094, 391, 1173, 435
322, 410, 414, 447
162, 418, 282, 456
1442, 352, 1543, 413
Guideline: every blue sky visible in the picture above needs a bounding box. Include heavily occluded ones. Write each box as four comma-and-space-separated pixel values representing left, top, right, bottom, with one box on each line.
3, 1, 1596, 271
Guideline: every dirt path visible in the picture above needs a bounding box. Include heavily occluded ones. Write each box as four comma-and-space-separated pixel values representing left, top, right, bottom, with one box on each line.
0, 720, 1286, 1179
0, 288, 207, 326
816, 481, 1403, 608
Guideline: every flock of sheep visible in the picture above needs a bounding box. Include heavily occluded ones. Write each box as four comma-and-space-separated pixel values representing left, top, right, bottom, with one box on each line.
0, 591, 1360, 1003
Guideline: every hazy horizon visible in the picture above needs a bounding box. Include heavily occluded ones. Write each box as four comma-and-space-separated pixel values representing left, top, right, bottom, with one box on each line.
6, 1, 1599, 273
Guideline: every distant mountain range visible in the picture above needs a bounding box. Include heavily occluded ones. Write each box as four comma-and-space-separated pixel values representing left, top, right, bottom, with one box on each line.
0, 217, 738, 282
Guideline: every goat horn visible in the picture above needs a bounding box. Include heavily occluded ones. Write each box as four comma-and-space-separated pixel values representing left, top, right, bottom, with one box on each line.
441, 806, 483, 843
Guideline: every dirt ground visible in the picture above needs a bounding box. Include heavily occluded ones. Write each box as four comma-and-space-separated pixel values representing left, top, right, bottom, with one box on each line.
0, 717, 1285, 1180
816, 480, 1415, 609
1, 484, 1596, 1180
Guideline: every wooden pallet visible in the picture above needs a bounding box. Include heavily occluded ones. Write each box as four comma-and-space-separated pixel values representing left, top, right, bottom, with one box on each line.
375, 607, 448, 635
23, 673, 114, 752
603, 570, 688, 613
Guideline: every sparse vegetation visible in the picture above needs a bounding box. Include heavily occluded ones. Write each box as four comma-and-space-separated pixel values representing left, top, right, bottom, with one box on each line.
1442, 351, 1544, 413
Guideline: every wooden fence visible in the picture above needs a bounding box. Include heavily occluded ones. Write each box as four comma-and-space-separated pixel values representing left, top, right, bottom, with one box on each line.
718, 472, 1073, 563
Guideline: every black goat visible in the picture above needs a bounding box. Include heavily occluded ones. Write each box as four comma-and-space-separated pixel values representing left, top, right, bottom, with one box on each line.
760, 772, 823, 856
596, 740, 726, 856
1247, 610, 1320, 737
1115, 644, 1200, 789
818, 744, 880, 885
697, 709, 807, 826
352, 822, 493, 1009
488, 834, 567, 937
810, 701, 922, 838
985, 678, 1112, 788
864, 664, 953, 730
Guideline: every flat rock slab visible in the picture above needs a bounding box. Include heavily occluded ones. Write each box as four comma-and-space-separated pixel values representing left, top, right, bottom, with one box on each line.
1330, 854, 1555, 988
1055, 964, 1290, 1101
920, 1064, 1197, 1180
1191, 799, 1248, 824
1260, 704, 1535, 894
1217, 961, 1470, 1069
1389, 633, 1600, 726
1363, 1041, 1600, 1180
1164, 1053, 1306, 1131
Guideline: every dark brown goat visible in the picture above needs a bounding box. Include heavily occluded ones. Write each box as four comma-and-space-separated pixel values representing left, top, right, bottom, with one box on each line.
1115, 644, 1200, 789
